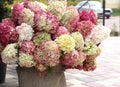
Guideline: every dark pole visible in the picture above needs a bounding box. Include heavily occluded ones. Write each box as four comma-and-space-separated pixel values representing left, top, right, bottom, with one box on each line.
78, 0, 90, 12
119, 0, 120, 35
103, 0, 106, 26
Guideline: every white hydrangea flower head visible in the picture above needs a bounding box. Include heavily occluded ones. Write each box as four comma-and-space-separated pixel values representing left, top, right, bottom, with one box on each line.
16, 23, 34, 42
86, 25, 111, 44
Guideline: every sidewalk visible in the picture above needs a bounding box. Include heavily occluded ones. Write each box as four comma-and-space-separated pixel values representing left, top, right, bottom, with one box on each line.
0, 37, 120, 87
105, 16, 120, 32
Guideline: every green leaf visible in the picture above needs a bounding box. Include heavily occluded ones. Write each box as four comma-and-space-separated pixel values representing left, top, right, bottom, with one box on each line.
47, 66, 52, 73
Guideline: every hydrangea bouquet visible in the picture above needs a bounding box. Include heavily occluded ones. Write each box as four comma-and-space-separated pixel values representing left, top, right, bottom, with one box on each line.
0, 0, 111, 73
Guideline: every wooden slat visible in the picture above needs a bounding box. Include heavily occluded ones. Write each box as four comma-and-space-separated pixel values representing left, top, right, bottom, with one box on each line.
16, 65, 66, 87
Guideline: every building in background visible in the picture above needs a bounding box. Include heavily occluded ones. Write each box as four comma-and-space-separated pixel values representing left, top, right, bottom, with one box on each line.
101, 0, 120, 9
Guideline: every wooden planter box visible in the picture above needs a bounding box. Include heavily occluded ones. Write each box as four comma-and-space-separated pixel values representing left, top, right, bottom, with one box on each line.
17, 65, 66, 87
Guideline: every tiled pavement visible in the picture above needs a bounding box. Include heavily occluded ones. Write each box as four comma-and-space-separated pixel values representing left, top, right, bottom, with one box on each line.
0, 37, 120, 87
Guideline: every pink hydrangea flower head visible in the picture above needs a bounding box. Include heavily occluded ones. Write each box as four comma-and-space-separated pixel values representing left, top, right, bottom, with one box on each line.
79, 52, 86, 62
60, 6, 79, 32
20, 40, 36, 55
75, 65, 83, 70
52, 26, 69, 40
34, 48, 44, 64
24, 0, 47, 12
34, 10, 59, 33
10, 29, 19, 43
76, 21, 94, 39
0, 35, 10, 47
0, 23, 15, 46
0, 18, 17, 45
23, 0, 29, 7
62, 50, 80, 67
0, 23, 12, 35
12, 3, 24, 23
89, 10, 98, 25
39, 40, 60, 67
79, 10, 98, 24
34, 40, 60, 67
79, 10, 90, 21
64, 65, 73, 69
83, 59, 96, 71
2, 18, 16, 28
75, 52, 86, 70
34, 47, 46, 65
78, 52, 86, 64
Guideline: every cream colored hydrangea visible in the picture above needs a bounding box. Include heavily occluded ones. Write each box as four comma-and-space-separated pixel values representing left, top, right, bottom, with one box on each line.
47, 1, 65, 19
70, 32, 84, 51
55, 34, 75, 53
18, 8, 34, 26
1, 43, 18, 64
19, 53, 36, 68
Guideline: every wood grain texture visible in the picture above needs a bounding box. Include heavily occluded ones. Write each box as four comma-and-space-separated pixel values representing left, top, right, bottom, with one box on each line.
16, 65, 66, 87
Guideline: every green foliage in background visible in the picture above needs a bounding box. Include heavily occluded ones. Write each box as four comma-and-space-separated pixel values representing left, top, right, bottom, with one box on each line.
12, 0, 48, 5
67, 0, 78, 6
112, 9, 120, 16
11, 0, 101, 6
110, 24, 119, 36
0, 0, 14, 22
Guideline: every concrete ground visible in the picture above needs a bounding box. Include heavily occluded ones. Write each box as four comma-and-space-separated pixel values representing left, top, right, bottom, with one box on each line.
100, 16, 120, 32
0, 37, 120, 87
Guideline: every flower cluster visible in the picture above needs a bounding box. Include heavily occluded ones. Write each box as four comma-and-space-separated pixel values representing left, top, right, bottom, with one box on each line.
0, 0, 110, 72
